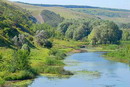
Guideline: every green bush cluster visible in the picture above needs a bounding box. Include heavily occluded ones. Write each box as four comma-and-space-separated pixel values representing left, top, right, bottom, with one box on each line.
4, 70, 36, 81
102, 44, 119, 50
0, 47, 38, 81
49, 48, 66, 60
58, 19, 122, 44
0, 77, 5, 85
44, 57, 64, 66
106, 44, 130, 63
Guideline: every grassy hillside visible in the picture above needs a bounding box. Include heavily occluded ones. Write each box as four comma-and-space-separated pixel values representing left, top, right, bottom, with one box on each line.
41, 10, 64, 27
12, 2, 95, 23
70, 8, 130, 23
0, 0, 36, 47
14, 2, 130, 24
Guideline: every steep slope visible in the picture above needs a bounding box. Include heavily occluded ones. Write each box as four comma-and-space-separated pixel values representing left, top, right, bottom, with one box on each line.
0, 0, 36, 47
41, 10, 64, 27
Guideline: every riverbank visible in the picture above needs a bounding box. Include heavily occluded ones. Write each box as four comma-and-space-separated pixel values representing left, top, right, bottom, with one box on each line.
103, 43, 130, 64
0, 39, 87, 86
83, 44, 130, 64
1, 40, 130, 86
28, 52, 130, 87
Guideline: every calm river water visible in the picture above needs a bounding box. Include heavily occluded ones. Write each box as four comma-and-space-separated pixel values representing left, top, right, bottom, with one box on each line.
28, 52, 130, 87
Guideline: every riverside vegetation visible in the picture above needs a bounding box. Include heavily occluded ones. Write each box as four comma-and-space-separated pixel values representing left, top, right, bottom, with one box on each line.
0, 0, 130, 86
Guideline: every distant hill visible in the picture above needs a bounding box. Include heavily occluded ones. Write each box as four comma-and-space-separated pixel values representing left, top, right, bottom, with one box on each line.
14, 1, 130, 24
12, 1, 96, 23
16, 1, 130, 12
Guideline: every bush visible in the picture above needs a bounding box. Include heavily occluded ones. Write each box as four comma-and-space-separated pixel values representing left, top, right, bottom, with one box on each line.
44, 57, 64, 66
9, 50, 31, 72
49, 48, 58, 56
102, 44, 119, 50
42, 66, 73, 75
4, 70, 36, 81
43, 40, 53, 49
55, 51, 66, 60
21, 44, 30, 52
43, 66, 64, 74
49, 48, 66, 60
0, 77, 5, 85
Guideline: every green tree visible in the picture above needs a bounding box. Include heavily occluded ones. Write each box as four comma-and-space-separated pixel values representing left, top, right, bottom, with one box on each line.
122, 31, 130, 41
88, 21, 122, 45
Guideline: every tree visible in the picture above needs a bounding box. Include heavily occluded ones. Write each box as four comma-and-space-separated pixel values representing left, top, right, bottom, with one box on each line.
57, 21, 73, 35
73, 23, 91, 40
31, 23, 55, 38
122, 30, 130, 41
35, 30, 47, 46
88, 21, 122, 45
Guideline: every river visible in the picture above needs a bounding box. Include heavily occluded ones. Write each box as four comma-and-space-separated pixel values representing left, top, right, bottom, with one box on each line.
28, 52, 130, 87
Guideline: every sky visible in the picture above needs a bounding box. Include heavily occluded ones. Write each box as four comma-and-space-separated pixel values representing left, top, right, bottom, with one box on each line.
10, 0, 130, 10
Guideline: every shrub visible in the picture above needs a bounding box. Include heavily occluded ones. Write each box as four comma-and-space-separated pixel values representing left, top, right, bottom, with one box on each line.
49, 48, 58, 56
55, 51, 66, 60
9, 50, 31, 72
0, 77, 5, 85
4, 70, 36, 81
43, 40, 53, 49
21, 44, 31, 55
44, 57, 64, 66
43, 66, 63, 74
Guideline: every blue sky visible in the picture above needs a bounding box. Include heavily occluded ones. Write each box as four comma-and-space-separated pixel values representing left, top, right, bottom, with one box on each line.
10, 0, 130, 10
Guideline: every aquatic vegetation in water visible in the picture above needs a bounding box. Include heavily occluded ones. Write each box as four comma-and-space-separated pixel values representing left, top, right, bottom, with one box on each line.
76, 70, 101, 77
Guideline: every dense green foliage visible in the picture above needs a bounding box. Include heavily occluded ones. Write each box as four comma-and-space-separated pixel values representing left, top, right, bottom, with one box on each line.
58, 19, 122, 44
0, 48, 37, 81
41, 10, 64, 27
10, 50, 31, 72
106, 44, 130, 63
0, 0, 36, 47
88, 21, 122, 45
31, 23, 55, 38
121, 29, 130, 41
49, 48, 66, 60
57, 19, 92, 40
